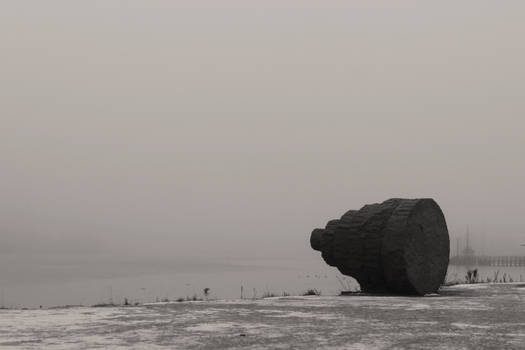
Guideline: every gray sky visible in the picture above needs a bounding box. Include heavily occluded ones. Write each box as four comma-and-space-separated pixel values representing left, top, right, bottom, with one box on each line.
2, 0, 525, 263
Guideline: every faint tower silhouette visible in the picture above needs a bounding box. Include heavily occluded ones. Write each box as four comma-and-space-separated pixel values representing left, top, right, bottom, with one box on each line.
462, 225, 476, 266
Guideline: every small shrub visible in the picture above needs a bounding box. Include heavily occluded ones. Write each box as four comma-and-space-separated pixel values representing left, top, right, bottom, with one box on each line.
465, 269, 479, 284
262, 291, 277, 298
493, 270, 500, 283
303, 289, 321, 296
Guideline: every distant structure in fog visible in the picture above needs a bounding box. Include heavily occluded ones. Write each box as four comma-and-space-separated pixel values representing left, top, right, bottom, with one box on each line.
452, 227, 476, 265
450, 227, 525, 267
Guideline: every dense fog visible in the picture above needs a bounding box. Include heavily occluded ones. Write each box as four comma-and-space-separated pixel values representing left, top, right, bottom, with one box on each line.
2, 1, 525, 285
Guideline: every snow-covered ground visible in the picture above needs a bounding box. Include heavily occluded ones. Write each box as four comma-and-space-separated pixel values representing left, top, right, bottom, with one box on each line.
1, 283, 525, 349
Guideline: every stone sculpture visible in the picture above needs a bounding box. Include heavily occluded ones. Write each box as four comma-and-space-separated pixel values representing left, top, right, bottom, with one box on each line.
310, 198, 449, 295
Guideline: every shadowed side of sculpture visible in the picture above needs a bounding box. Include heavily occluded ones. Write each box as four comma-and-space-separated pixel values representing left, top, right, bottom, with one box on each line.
310, 198, 449, 295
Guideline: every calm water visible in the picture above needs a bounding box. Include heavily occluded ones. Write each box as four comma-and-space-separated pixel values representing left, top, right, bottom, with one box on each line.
0, 254, 352, 308
2, 253, 524, 308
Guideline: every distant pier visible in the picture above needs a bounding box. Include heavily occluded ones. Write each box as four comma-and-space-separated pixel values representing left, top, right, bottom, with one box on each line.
449, 255, 525, 267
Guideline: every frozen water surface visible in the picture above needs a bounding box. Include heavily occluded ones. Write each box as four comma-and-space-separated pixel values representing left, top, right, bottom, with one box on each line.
1, 284, 525, 349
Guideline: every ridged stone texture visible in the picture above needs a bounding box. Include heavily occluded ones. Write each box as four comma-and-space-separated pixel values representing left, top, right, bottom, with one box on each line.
310, 198, 449, 295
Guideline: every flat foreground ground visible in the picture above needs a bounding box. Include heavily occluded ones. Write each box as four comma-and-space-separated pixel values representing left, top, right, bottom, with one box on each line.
1, 284, 525, 349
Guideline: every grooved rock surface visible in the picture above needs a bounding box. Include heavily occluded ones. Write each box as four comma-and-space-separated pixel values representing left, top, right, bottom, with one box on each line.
310, 198, 449, 295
